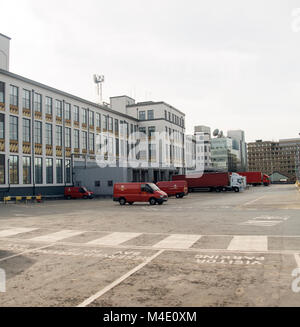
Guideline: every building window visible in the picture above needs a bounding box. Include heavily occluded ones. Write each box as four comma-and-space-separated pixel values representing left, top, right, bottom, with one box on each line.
168, 112, 171, 121
9, 116, 18, 141
109, 117, 113, 131
147, 110, 154, 120
0, 154, 5, 184
96, 113, 101, 129
107, 180, 113, 187
89, 110, 94, 126
89, 133, 94, 152
45, 123, 52, 145
164, 110, 167, 120
23, 89, 31, 109
56, 159, 63, 183
139, 127, 146, 135
35, 157, 43, 184
139, 111, 145, 120
95, 181, 100, 187
103, 115, 108, 130
23, 157, 31, 184
65, 159, 71, 184
45, 97, 53, 115
74, 129, 79, 149
0, 114, 4, 139
46, 158, 53, 184
22, 118, 31, 143
10, 85, 18, 106
34, 121, 42, 144
65, 127, 71, 148
55, 100, 62, 118
65, 103, 71, 120
114, 119, 119, 133
56, 125, 62, 146
148, 126, 156, 137
0, 82, 4, 103
82, 108, 87, 124
34, 93, 42, 112
9, 155, 19, 184
74, 105, 79, 122
82, 131, 87, 149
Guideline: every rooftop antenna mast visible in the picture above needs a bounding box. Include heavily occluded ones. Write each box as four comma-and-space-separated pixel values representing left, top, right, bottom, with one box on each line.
93, 74, 105, 104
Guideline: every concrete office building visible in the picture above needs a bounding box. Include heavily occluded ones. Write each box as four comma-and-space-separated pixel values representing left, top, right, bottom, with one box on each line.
227, 129, 247, 171
247, 138, 300, 183
0, 34, 185, 197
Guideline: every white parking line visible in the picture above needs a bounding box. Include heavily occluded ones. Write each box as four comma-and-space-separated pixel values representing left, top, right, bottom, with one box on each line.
0, 228, 38, 237
152, 234, 201, 249
242, 196, 266, 206
77, 249, 164, 307
30, 230, 84, 242
87, 232, 142, 246
294, 254, 300, 268
227, 236, 268, 251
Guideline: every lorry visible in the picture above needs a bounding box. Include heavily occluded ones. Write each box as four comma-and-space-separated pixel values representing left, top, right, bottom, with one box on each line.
64, 186, 94, 199
113, 182, 168, 205
237, 172, 270, 186
172, 172, 244, 192
156, 181, 188, 198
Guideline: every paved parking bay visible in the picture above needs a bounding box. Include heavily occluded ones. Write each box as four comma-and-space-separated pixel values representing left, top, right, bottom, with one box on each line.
0, 184, 300, 306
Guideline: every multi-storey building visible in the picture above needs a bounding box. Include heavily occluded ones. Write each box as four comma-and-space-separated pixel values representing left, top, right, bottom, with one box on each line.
0, 33, 185, 196
227, 130, 247, 171
194, 125, 212, 169
247, 138, 300, 183
211, 137, 239, 172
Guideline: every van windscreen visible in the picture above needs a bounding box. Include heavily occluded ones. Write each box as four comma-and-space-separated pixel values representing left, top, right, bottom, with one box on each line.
147, 183, 160, 191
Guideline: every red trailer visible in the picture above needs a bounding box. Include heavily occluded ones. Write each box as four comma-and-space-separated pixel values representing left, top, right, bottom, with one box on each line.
237, 172, 270, 186
156, 181, 188, 198
172, 172, 241, 192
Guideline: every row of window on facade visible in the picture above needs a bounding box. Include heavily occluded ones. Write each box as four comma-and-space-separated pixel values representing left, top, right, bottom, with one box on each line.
164, 110, 184, 128
0, 154, 71, 185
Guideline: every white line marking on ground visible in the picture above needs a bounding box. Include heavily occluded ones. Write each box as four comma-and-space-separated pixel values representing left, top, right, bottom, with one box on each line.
242, 196, 266, 206
227, 236, 268, 251
294, 254, 300, 268
0, 228, 38, 237
152, 234, 201, 249
77, 249, 164, 307
0, 244, 55, 262
29, 230, 84, 242
87, 232, 142, 246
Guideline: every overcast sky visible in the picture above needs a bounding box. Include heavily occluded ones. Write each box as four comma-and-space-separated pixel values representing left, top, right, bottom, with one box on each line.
1, 0, 300, 141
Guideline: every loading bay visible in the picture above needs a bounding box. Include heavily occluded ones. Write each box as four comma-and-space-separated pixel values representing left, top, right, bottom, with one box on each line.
0, 184, 300, 306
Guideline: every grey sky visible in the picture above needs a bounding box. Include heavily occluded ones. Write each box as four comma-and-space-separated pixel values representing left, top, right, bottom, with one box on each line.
1, 0, 300, 141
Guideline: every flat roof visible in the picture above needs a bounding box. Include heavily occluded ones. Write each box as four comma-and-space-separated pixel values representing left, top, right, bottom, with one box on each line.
127, 101, 185, 116
0, 33, 11, 40
110, 95, 135, 101
0, 69, 138, 121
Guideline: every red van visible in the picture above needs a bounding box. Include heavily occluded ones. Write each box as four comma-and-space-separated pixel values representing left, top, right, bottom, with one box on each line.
113, 182, 168, 205
156, 181, 188, 198
64, 186, 94, 199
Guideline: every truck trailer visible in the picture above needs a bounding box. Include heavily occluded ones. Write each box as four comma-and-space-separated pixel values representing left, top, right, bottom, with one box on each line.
172, 172, 244, 192
237, 172, 270, 186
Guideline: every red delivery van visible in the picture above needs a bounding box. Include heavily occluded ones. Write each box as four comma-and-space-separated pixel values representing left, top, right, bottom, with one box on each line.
64, 186, 94, 199
237, 172, 270, 186
156, 181, 188, 198
113, 182, 168, 205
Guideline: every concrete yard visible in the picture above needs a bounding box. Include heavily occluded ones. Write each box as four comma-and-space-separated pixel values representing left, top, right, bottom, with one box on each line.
0, 184, 300, 306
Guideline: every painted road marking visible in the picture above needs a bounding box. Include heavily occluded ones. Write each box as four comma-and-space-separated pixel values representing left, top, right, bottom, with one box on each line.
152, 234, 201, 249
0, 228, 38, 237
77, 250, 164, 307
87, 232, 142, 246
227, 236, 268, 251
240, 216, 289, 227
242, 196, 266, 206
29, 230, 85, 242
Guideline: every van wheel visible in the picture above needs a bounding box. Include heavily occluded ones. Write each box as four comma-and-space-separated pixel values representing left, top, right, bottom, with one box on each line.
83, 195, 88, 199
66, 195, 71, 200
149, 198, 157, 205
233, 187, 240, 193
215, 188, 221, 192
176, 194, 181, 199
119, 198, 126, 205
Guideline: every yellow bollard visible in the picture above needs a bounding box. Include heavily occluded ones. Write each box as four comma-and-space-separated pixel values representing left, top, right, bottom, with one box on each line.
4, 196, 11, 204
15, 196, 22, 203
26, 196, 32, 204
